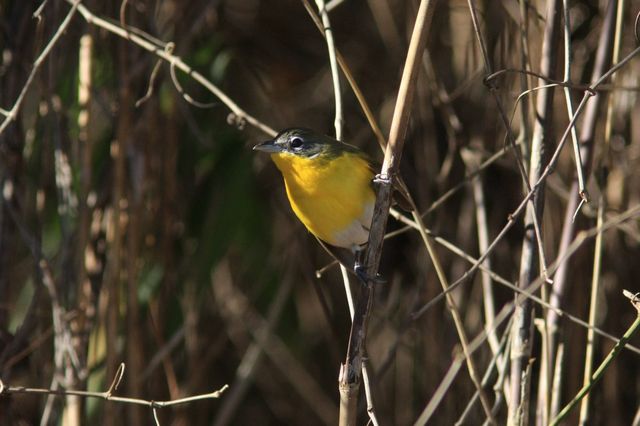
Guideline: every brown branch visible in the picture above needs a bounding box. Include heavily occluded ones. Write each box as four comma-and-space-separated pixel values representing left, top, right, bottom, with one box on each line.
338, 1, 437, 425
509, 0, 562, 423
62, 0, 276, 138
0, 363, 228, 426
467, 0, 554, 292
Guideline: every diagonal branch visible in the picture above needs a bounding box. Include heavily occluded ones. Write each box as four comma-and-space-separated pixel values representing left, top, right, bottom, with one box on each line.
62, 0, 276, 138
338, 1, 437, 425
0, 0, 81, 136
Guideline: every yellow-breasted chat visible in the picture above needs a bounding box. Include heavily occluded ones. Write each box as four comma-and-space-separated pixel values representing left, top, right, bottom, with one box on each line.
254, 128, 408, 280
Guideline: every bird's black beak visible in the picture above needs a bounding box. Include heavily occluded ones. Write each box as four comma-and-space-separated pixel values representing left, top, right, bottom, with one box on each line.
253, 139, 283, 153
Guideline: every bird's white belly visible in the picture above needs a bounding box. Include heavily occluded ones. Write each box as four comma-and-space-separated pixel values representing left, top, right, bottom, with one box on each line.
331, 201, 374, 249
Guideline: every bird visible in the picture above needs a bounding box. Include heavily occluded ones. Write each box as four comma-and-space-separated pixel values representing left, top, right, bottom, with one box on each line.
254, 128, 410, 281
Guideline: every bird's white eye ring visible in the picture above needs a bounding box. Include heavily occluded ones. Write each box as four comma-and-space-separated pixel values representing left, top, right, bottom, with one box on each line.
290, 137, 303, 149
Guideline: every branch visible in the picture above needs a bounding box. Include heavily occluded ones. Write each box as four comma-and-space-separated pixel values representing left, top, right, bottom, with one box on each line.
300, 0, 387, 148
408, 40, 640, 327
550, 291, 640, 426
0, 0, 81, 136
0, 363, 228, 426
63, 0, 276, 137
407, 204, 640, 352
510, 0, 562, 422
338, 1, 437, 425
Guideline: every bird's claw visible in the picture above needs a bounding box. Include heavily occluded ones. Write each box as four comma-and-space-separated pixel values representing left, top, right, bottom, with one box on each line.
373, 173, 393, 185
354, 262, 387, 284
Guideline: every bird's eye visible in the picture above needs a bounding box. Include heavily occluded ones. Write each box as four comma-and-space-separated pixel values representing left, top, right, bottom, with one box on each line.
290, 137, 303, 149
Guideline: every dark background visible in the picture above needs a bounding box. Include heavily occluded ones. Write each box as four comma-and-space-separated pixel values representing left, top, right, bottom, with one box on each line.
1, 0, 639, 424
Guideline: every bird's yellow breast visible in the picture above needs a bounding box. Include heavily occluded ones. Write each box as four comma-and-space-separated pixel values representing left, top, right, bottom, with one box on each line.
270, 151, 375, 248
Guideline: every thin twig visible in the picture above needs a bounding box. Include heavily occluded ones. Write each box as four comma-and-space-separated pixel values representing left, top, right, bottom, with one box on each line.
310, 0, 380, 423
461, 148, 500, 355
300, 0, 386, 149
119, 0, 129, 29
0, 363, 228, 410
485, 68, 591, 93
456, 320, 513, 425
549, 342, 565, 421
315, 0, 343, 140
561, 0, 587, 204
33, 0, 50, 19
550, 291, 640, 426
577, 193, 605, 425
169, 55, 217, 109
399, 204, 640, 353
136, 57, 165, 107
0, 0, 81, 136
410, 39, 640, 327
63, 0, 276, 137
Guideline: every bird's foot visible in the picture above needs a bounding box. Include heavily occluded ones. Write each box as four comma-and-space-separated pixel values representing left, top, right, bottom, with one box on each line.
373, 173, 393, 185
354, 262, 387, 284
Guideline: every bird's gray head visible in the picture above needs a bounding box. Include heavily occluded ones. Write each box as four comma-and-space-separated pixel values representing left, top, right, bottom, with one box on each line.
253, 128, 332, 158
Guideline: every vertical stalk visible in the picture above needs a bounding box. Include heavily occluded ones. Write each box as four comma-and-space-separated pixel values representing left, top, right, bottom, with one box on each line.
536, 1, 578, 421
561, 0, 586, 199
545, 2, 617, 420
339, 1, 437, 425
463, 148, 499, 355
126, 149, 144, 426
311, 0, 379, 423
64, 31, 94, 426
76, 32, 94, 356
509, 1, 562, 425
551, 296, 640, 426
315, 0, 343, 140
577, 195, 604, 424
578, 3, 625, 423
105, 32, 132, 426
